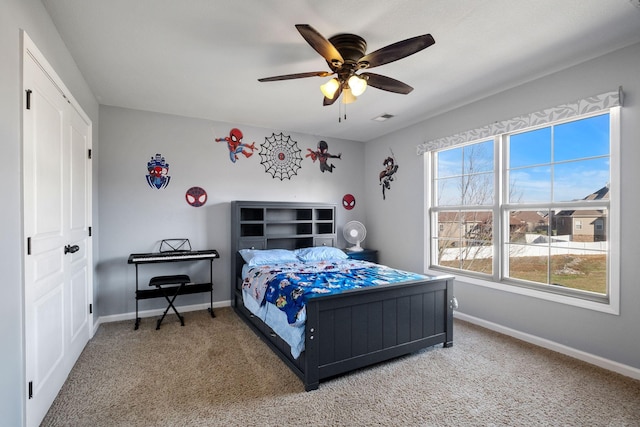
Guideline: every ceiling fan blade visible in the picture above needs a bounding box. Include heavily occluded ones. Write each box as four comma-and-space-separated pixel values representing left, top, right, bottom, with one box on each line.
361, 72, 414, 94
323, 85, 343, 106
258, 71, 332, 82
295, 24, 344, 67
359, 34, 435, 69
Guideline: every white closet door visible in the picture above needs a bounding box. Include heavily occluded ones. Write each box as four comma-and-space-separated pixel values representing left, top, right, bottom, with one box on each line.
66, 94, 92, 365
23, 33, 93, 427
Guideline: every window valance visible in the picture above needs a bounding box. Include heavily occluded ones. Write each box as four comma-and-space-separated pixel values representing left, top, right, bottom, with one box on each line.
416, 87, 623, 155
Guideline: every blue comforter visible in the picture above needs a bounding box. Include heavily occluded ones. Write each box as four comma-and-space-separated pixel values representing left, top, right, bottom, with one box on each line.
242, 259, 427, 324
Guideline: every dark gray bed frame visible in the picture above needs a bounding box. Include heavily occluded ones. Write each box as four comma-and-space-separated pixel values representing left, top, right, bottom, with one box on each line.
231, 201, 455, 391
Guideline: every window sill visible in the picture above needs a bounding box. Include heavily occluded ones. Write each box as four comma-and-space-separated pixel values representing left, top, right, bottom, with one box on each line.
426, 269, 620, 315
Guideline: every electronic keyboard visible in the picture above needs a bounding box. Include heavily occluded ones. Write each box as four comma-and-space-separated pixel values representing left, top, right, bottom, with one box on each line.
128, 249, 219, 264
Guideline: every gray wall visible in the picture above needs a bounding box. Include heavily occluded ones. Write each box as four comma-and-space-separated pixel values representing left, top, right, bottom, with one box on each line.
0, 0, 99, 425
98, 105, 366, 317
365, 42, 640, 371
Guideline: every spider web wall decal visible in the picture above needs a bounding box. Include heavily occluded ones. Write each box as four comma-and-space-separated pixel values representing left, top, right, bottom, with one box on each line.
259, 133, 303, 180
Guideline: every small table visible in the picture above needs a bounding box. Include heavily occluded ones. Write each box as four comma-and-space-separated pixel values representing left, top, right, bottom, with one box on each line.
344, 248, 378, 263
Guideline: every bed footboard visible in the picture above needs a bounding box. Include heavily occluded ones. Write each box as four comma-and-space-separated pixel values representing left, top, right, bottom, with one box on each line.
235, 275, 454, 391
302, 276, 454, 391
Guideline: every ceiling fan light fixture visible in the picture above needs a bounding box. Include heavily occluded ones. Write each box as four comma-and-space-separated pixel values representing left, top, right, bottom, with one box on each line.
320, 78, 340, 98
341, 88, 357, 104
348, 75, 367, 96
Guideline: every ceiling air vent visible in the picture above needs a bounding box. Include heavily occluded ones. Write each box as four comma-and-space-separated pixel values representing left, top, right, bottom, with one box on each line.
372, 113, 394, 122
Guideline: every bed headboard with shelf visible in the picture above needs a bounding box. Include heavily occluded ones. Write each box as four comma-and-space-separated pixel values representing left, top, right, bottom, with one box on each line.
230, 201, 337, 306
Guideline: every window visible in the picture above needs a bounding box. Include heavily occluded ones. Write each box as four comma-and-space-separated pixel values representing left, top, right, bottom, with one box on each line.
428, 110, 619, 311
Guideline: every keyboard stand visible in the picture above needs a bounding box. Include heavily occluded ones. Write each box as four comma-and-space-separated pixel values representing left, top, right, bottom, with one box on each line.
150, 275, 190, 329
128, 249, 219, 330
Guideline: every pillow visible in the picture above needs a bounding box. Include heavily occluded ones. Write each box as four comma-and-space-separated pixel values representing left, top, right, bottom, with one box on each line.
294, 246, 348, 262
238, 249, 299, 266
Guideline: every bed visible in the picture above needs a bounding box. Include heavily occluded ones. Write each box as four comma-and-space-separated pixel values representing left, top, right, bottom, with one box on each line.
231, 201, 455, 391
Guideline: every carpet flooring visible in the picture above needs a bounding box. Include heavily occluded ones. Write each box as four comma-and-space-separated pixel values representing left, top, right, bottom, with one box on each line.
42, 307, 640, 426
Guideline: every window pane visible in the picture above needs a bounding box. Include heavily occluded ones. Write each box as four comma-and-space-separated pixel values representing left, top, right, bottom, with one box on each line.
553, 158, 609, 202
435, 211, 492, 274
436, 177, 463, 206
461, 250, 492, 274
437, 147, 462, 178
508, 210, 550, 243
463, 172, 494, 205
554, 114, 609, 162
463, 140, 494, 174
508, 166, 551, 203
507, 207, 608, 293
460, 211, 493, 242
553, 208, 608, 242
436, 211, 463, 240
507, 243, 549, 283
549, 250, 607, 295
437, 239, 461, 269
509, 127, 551, 168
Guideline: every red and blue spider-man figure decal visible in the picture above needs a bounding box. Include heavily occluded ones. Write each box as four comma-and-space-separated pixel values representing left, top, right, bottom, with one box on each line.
146, 153, 170, 189
215, 128, 256, 163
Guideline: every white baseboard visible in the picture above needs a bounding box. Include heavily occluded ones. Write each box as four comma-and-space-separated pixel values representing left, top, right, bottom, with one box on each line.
454, 311, 640, 381
93, 300, 232, 333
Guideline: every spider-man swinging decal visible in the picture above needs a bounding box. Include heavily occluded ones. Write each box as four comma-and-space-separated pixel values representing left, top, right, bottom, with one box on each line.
215, 128, 256, 163
379, 150, 399, 200
306, 140, 341, 173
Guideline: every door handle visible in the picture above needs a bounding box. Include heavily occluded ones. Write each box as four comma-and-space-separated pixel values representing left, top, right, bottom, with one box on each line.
64, 244, 80, 254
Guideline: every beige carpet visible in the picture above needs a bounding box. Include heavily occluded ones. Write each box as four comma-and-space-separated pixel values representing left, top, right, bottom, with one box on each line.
42, 308, 640, 426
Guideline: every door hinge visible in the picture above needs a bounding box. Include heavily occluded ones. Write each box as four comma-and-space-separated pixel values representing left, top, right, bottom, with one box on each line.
88, 226, 92, 237
26, 89, 32, 110
28, 381, 33, 399
88, 149, 92, 159
89, 303, 93, 314
27, 237, 31, 255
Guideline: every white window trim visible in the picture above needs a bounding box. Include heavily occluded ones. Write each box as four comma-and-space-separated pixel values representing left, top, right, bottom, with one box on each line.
423, 107, 620, 315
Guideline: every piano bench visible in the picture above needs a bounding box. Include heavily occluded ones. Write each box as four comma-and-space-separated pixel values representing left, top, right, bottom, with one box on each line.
147, 275, 191, 330
149, 274, 191, 287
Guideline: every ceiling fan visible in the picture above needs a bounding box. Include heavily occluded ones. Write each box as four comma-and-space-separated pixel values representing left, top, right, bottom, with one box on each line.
258, 24, 435, 106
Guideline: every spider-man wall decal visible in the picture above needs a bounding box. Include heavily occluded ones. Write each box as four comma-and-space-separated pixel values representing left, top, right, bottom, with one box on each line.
342, 194, 356, 210
215, 128, 256, 163
379, 150, 399, 200
306, 140, 341, 173
185, 186, 208, 207
146, 153, 171, 189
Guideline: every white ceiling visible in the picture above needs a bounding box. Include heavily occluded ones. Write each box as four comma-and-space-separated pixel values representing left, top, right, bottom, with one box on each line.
42, 0, 640, 142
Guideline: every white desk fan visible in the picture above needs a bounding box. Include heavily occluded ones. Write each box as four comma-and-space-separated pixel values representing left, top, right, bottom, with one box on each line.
343, 221, 366, 252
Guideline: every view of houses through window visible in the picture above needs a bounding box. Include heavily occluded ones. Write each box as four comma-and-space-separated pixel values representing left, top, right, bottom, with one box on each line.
430, 112, 612, 301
